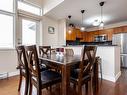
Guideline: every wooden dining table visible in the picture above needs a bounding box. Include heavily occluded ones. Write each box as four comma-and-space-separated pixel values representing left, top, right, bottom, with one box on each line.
39, 53, 99, 95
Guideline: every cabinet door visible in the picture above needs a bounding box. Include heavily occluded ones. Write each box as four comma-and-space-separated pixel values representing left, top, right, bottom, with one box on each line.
71, 29, 76, 40
80, 32, 87, 42
66, 31, 71, 40
86, 32, 94, 42
104, 29, 114, 41
114, 27, 123, 34
123, 26, 127, 33
66, 29, 76, 41
76, 29, 82, 38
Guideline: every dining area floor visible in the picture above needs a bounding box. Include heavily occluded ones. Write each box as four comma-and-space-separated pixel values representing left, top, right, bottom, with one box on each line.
0, 69, 127, 95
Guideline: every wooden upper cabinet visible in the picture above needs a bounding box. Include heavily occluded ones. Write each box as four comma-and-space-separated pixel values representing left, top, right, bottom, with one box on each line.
66, 29, 76, 41
114, 27, 123, 34
76, 29, 83, 38
123, 26, 127, 33
98, 29, 113, 41
86, 32, 94, 42
66, 25, 127, 42
93, 31, 99, 36
80, 32, 88, 42
104, 29, 114, 41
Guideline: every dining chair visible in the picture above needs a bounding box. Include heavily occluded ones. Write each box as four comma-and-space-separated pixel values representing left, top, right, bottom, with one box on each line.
25, 45, 61, 95
65, 48, 80, 70
39, 46, 51, 71
39, 46, 51, 56
70, 46, 97, 95
16, 45, 29, 95
65, 48, 74, 56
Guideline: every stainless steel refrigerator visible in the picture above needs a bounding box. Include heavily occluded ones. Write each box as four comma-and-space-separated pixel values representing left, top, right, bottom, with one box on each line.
112, 33, 127, 68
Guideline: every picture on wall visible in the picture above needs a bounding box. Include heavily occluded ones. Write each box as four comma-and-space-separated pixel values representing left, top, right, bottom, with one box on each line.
48, 26, 55, 34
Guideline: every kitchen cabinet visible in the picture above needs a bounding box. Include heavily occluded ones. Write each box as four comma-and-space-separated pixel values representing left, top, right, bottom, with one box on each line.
76, 29, 83, 38
66, 25, 127, 42
114, 27, 123, 34
123, 26, 127, 33
100, 29, 114, 41
80, 32, 87, 42
66, 29, 76, 41
106, 29, 114, 41
87, 32, 94, 42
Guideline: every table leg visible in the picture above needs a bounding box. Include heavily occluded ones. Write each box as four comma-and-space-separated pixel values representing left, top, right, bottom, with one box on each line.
93, 57, 99, 95
61, 65, 70, 95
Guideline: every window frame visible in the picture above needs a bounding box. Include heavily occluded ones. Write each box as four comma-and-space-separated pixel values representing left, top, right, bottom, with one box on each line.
18, 16, 40, 46
0, 0, 15, 49
17, 0, 42, 16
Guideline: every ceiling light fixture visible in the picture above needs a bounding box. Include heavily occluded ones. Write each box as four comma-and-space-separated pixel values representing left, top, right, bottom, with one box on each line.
99, 1, 105, 29
93, 20, 100, 26
80, 10, 85, 32
67, 15, 74, 34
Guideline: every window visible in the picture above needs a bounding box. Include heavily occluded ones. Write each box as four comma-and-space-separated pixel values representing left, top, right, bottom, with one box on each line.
0, 14, 14, 48
22, 19, 37, 45
18, 1, 42, 16
0, 0, 13, 12
0, 0, 14, 49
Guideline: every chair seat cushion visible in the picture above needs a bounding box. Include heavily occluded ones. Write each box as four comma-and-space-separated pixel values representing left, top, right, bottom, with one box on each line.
70, 68, 90, 83
41, 70, 61, 88
40, 64, 48, 71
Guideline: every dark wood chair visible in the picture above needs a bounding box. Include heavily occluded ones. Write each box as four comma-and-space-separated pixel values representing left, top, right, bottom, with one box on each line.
39, 46, 52, 71
65, 48, 74, 56
39, 46, 51, 56
25, 45, 61, 95
16, 45, 29, 95
39, 46, 60, 71
70, 46, 97, 95
38, 46, 51, 71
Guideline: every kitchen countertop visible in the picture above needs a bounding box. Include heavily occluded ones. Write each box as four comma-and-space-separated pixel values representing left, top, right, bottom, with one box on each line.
65, 45, 118, 47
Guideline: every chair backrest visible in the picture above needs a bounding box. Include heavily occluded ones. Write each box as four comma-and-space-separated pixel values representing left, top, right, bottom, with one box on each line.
79, 46, 97, 80
25, 45, 41, 85
16, 45, 28, 74
65, 49, 74, 56
39, 46, 51, 56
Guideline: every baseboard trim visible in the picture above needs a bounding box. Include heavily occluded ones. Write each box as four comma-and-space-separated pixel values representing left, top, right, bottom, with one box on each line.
99, 71, 121, 82
115, 71, 121, 81
0, 71, 19, 79
9, 71, 19, 77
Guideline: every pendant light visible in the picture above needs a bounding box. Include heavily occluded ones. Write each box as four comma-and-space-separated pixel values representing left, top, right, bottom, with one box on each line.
67, 15, 74, 34
99, 2, 105, 28
80, 10, 85, 32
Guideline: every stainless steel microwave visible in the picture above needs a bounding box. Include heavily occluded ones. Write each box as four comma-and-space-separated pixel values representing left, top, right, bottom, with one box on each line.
94, 34, 107, 42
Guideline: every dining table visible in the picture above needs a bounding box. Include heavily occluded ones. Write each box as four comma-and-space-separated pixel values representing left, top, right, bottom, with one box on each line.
39, 53, 99, 95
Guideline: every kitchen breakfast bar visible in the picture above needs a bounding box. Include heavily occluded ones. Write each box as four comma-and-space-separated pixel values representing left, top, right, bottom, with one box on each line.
64, 45, 121, 82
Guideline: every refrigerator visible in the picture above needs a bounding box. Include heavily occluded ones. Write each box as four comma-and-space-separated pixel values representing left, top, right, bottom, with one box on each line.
112, 33, 127, 68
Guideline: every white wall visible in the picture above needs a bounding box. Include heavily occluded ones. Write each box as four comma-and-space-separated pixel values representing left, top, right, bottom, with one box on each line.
58, 19, 66, 46
42, 16, 66, 46
43, 0, 64, 14
42, 16, 59, 46
0, 50, 17, 73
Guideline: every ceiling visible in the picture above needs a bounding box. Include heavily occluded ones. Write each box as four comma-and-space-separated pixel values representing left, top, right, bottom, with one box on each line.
44, 0, 127, 28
